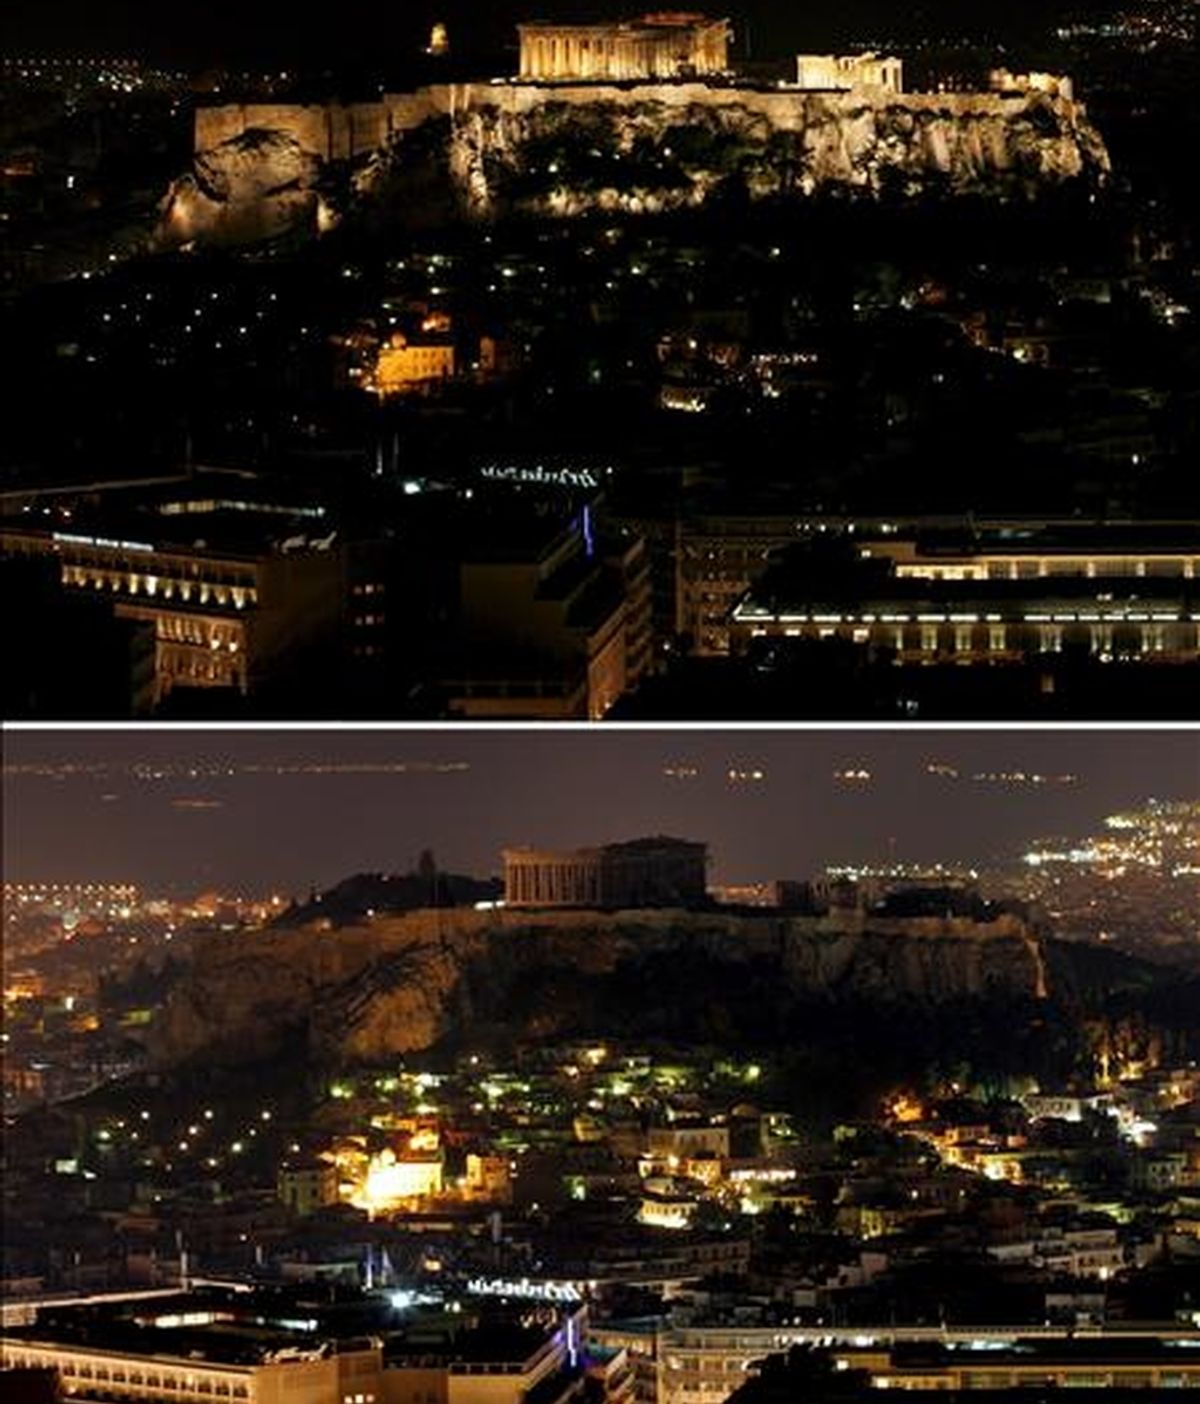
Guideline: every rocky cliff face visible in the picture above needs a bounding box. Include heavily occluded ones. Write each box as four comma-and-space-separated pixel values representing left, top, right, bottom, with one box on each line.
160, 83, 1110, 245
147, 906, 1048, 1070
157, 128, 332, 248
435, 89, 1110, 220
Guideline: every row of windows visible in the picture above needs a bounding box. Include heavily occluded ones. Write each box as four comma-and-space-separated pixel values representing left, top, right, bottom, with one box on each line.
160, 653, 244, 686
899, 558, 1199, 581
952, 1371, 1200, 1388
60, 1381, 252, 1392
686, 555, 1200, 581
2, 1354, 249, 1399
684, 551, 772, 567
155, 616, 243, 648
752, 622, 1196, 653
54, 546, 253, 585
63, 566, 257, 609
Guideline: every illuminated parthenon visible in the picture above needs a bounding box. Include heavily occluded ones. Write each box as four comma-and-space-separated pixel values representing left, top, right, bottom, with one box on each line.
518, 13, 731, 82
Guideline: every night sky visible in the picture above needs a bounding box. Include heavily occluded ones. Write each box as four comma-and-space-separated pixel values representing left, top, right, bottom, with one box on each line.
3, 728, 1197, 896
3, 0, 1081, 68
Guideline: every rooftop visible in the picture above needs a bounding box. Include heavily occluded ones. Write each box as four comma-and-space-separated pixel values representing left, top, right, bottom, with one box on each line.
737, 541, 1200, 619
2, 1288, 391, 1367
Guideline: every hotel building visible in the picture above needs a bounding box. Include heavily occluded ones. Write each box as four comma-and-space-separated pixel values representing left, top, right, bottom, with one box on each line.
0, 519, 345, 707
1, 1293, 594, 1404
1, 1326, 382, 1404
729, 523, 1200, 664
587, 1324, 1200, 1404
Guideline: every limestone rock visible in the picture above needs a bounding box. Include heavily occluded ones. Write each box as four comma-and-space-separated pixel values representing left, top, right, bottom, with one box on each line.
147, 906, 1050, 1070
157, 128, 326, 247
164, 84, 1111, 246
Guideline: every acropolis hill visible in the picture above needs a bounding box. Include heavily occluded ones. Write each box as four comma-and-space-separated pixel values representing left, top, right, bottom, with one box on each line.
146, 903, 1054, 1070
160, 15, 1110, 244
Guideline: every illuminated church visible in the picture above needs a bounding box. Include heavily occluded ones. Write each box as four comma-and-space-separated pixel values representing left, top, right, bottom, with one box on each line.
518, 12, 731, 82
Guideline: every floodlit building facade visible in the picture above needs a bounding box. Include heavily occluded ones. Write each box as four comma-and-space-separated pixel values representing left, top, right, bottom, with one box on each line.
369, 336, 456, 397
0, 523, 344, 705
795, 53, 903, 92
729, 525, 1200, 664
0, 1333, 383, 1404
1, 1293, 600, 1404
518, 14, 730, 82
587, 1324, 1200, 1404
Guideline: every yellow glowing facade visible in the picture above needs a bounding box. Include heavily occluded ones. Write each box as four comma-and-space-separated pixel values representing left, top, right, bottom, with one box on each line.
886, 1093, 926, 1124
639, 1203, 691, 1229
353, 1147, 444, 1213
733, 529, 1200, 665
370, 336, 455, 397
519, 14, 730, 83
875, 537, 1200, 582
795, 53, 903, 92
0, 1336, 382, 1404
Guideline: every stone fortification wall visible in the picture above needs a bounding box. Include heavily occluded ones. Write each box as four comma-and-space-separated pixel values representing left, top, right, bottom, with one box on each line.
195, 81, 1097, 157
431, 79, 1074, 126
194, 100, 394, 161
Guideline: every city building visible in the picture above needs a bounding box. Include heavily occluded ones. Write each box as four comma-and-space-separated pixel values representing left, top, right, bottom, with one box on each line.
646, 1124, 730, 1159
437, 516, 650, 720
0, 1298, 385, 1404
0, 518, 345, 707
2, 554, 157, 717
503, 837, 709, 908
518, 14, 731, 83
823, 1337, 1200, 1391
369, 335, 456, 397
386, 1309, 588, 1404
2, 882, 141, 920
674, 512, 805, 656
589, 1324, 1200, 1404
1, 1293, 604, 1404
730, 524, 1200, 665
638, 1179, 700, 1230
794, 53, 904, 92
464, 1154, 513, 1204
353, 1145, 445, 1213
277, 1159, 339, 1217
